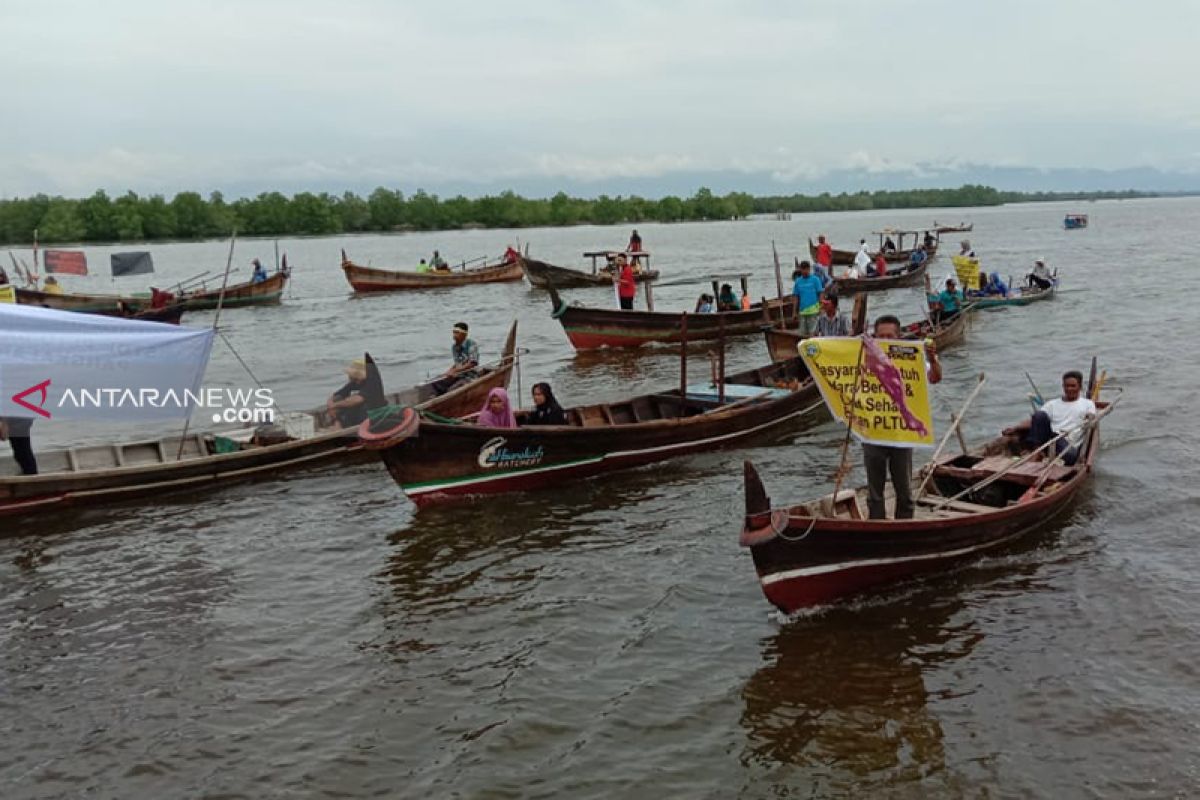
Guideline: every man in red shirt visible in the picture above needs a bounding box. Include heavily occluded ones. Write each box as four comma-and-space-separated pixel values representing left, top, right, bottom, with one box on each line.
815, 235, 834, 281
615, 254, 637, 309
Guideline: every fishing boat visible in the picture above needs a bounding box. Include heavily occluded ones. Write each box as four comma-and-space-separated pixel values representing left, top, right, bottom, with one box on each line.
968, 281, 1056, 309
761, 306, 971, 363
1064, 214, 1088, 230
740, 386, 1114, 613
934, 222, 973, 234
809, 229, 938, 266
341, 250, 523, 292
359, 355, 824, 506
0, 323, 519, 518
177, 271, 288, 310
832, 258, 929, 294
16, 286, 150, 314
519, 251, 658, 289
546, 276, 798, 350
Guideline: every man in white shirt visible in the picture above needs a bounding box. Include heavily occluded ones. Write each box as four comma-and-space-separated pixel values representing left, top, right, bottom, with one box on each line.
1002, 370, 1096, 465
852, 240, 872, 277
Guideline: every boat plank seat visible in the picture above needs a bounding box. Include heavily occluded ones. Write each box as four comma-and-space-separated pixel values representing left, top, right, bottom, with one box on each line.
578, 406, 609, 428
608, 404, 636, 424
915, 495, 998, 514
932, 461, 1075, 487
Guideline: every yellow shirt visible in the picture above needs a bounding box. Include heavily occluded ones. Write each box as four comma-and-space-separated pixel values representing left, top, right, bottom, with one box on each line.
43, 282, 63, 294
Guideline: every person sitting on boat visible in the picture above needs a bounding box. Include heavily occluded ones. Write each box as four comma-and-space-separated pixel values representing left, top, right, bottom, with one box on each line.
791, 261, 823, 336
1001, 370, 1095, 466
416, 258, 431, 273
0, 416, 37, 475
853, 240, 872, 276
252, 258, 268, 283
627, 229, 643, 253
740, 290, 752, 311
615, 254, 637, 310
502, 245, 520, 265
959, 240, 971, 256
477, 387, 517, 429
695, 293, 714, 313
42, 276, 63, 294
431, 250, 449, 271
814, 292, 850, 337
1027, 258, 1054, 290
432, 322, 480, 395
327, 354, 387, 429
871, 252, 888, 277
717, 283, 739, 312
978, 271, 1009, 297
928, 278, 963, 325
527, 382, 567, 426
863, 315, 942, 520
909, 245, 928, 270
882, 236, 897, 253
923, 230, 936, 249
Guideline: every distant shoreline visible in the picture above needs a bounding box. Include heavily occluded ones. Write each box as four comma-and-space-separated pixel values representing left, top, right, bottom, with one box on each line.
0, 185, 1182, 247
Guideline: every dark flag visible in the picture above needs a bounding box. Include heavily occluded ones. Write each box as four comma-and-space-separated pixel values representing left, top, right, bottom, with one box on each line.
45, 250, 89, 275
111, 251, 155, 277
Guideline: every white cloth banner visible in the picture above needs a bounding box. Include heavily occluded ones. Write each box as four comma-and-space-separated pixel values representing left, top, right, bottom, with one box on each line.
0, 304, 215, 421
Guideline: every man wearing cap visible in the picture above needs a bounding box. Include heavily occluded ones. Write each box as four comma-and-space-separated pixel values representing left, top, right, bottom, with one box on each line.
1027, 258, 1053, 290
432, 322, 481, 395
327, 354, 387, 429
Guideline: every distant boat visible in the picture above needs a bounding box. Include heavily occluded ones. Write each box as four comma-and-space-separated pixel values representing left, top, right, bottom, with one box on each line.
1064, 214, 1088, 230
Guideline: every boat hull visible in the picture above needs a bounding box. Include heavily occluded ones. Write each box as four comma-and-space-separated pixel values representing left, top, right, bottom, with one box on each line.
370, 361, 825, 505
519, 255, 658, 288
342, 255, 522, 292
181, 272, 288, 309
550, 289, 798, 349
970, 284, 1056, 309
832, 260, 929, 294
810, 239, 938, 267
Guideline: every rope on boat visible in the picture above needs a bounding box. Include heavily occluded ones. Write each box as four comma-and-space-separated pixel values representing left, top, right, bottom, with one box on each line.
774, 511, 816, 542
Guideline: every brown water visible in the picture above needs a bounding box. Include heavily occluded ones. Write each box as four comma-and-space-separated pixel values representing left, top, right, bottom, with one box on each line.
2, 198, 1197, 798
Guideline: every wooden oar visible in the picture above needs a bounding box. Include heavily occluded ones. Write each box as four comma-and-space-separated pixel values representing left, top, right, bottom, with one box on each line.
915, 372, 987, 498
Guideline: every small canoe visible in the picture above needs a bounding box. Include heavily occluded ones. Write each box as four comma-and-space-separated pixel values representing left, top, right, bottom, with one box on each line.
546, 284, 798, 350
968, 282, 1056, 309
179, 271, 288, 310
740, 396, 1112, 613
761, 306, 971, 363
519, 254, 659, 289
0, 323, 519, 518
832, 259, 929, 295
934, 222, 973, 234
341, 250, 523, 292
360, 355, 825, 506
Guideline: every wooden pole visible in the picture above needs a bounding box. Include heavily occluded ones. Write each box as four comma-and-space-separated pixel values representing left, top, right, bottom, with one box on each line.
914, 372, 987, 497
771, 239, 784, 301
830, 337, 867, 500
679, 312, 689, 411
718, 313, 726, 404
644, 277, 655, 312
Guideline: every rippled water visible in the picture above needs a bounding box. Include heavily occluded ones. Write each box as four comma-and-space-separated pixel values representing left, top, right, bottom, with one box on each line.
2, 198, 1198, 798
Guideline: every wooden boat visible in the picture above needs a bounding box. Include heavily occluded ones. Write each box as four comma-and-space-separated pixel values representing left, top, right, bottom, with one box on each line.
968, 281, 1056, 309
127, 303, 187, 324
740, 395, 1112, 613
934, 222, 973, 234
1064, 214, 1088, 230
809, 232, 938, 267
359, 355, 825, 506
178, 271, 288, 309
16, 286, 148, 314
832, 258, 929, 294
0, 323, 519, 518
519, 252, 658, 289
341, 250, 523, 292
761, 306, 971, 363
546, 281, 798, 350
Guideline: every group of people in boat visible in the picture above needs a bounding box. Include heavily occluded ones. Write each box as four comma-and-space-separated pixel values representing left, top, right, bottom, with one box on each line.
415, 250, 452, 273
811, 232, 934, 282
693, 283, 750, 313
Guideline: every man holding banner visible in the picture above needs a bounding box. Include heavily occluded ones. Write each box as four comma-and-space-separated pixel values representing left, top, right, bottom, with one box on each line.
798, 315, 941, 520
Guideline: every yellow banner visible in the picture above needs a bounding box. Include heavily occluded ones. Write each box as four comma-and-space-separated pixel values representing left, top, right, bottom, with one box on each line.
0, 285, 15, 303
952, 255, 981, 290
799, 336, 935, 447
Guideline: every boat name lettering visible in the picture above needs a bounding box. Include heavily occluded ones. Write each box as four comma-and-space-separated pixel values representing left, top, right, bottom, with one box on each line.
477, 437, 545, 469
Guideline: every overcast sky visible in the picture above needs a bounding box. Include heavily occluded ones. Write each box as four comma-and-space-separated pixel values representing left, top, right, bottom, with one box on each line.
3, 0, 1198, 197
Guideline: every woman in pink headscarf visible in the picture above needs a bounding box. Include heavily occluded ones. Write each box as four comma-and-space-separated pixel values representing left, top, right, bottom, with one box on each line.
477, 387, 517, 428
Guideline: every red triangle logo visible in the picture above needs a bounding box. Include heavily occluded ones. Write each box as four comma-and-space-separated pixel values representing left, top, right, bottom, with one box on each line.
12, 379, 52, 419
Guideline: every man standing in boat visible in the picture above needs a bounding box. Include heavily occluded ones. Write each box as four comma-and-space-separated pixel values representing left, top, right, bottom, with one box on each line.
615, 254, 636, 310
814, 293, 850, 337
432, 322, 480, 394
814, 235, 834, 282
862, 315, 941, 520
791, 260, 824, 337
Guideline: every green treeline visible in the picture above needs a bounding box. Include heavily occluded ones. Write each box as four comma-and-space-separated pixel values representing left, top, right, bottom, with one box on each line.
0, 185, 1155, 245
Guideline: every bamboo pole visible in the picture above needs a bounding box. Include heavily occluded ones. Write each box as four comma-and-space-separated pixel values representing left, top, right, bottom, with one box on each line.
915, 372, 987, 497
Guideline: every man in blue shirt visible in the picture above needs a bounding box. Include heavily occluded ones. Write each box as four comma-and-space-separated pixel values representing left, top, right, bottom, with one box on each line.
792, 260, 825, 337
928, 277, 964, 325
909, 246, 928, 270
